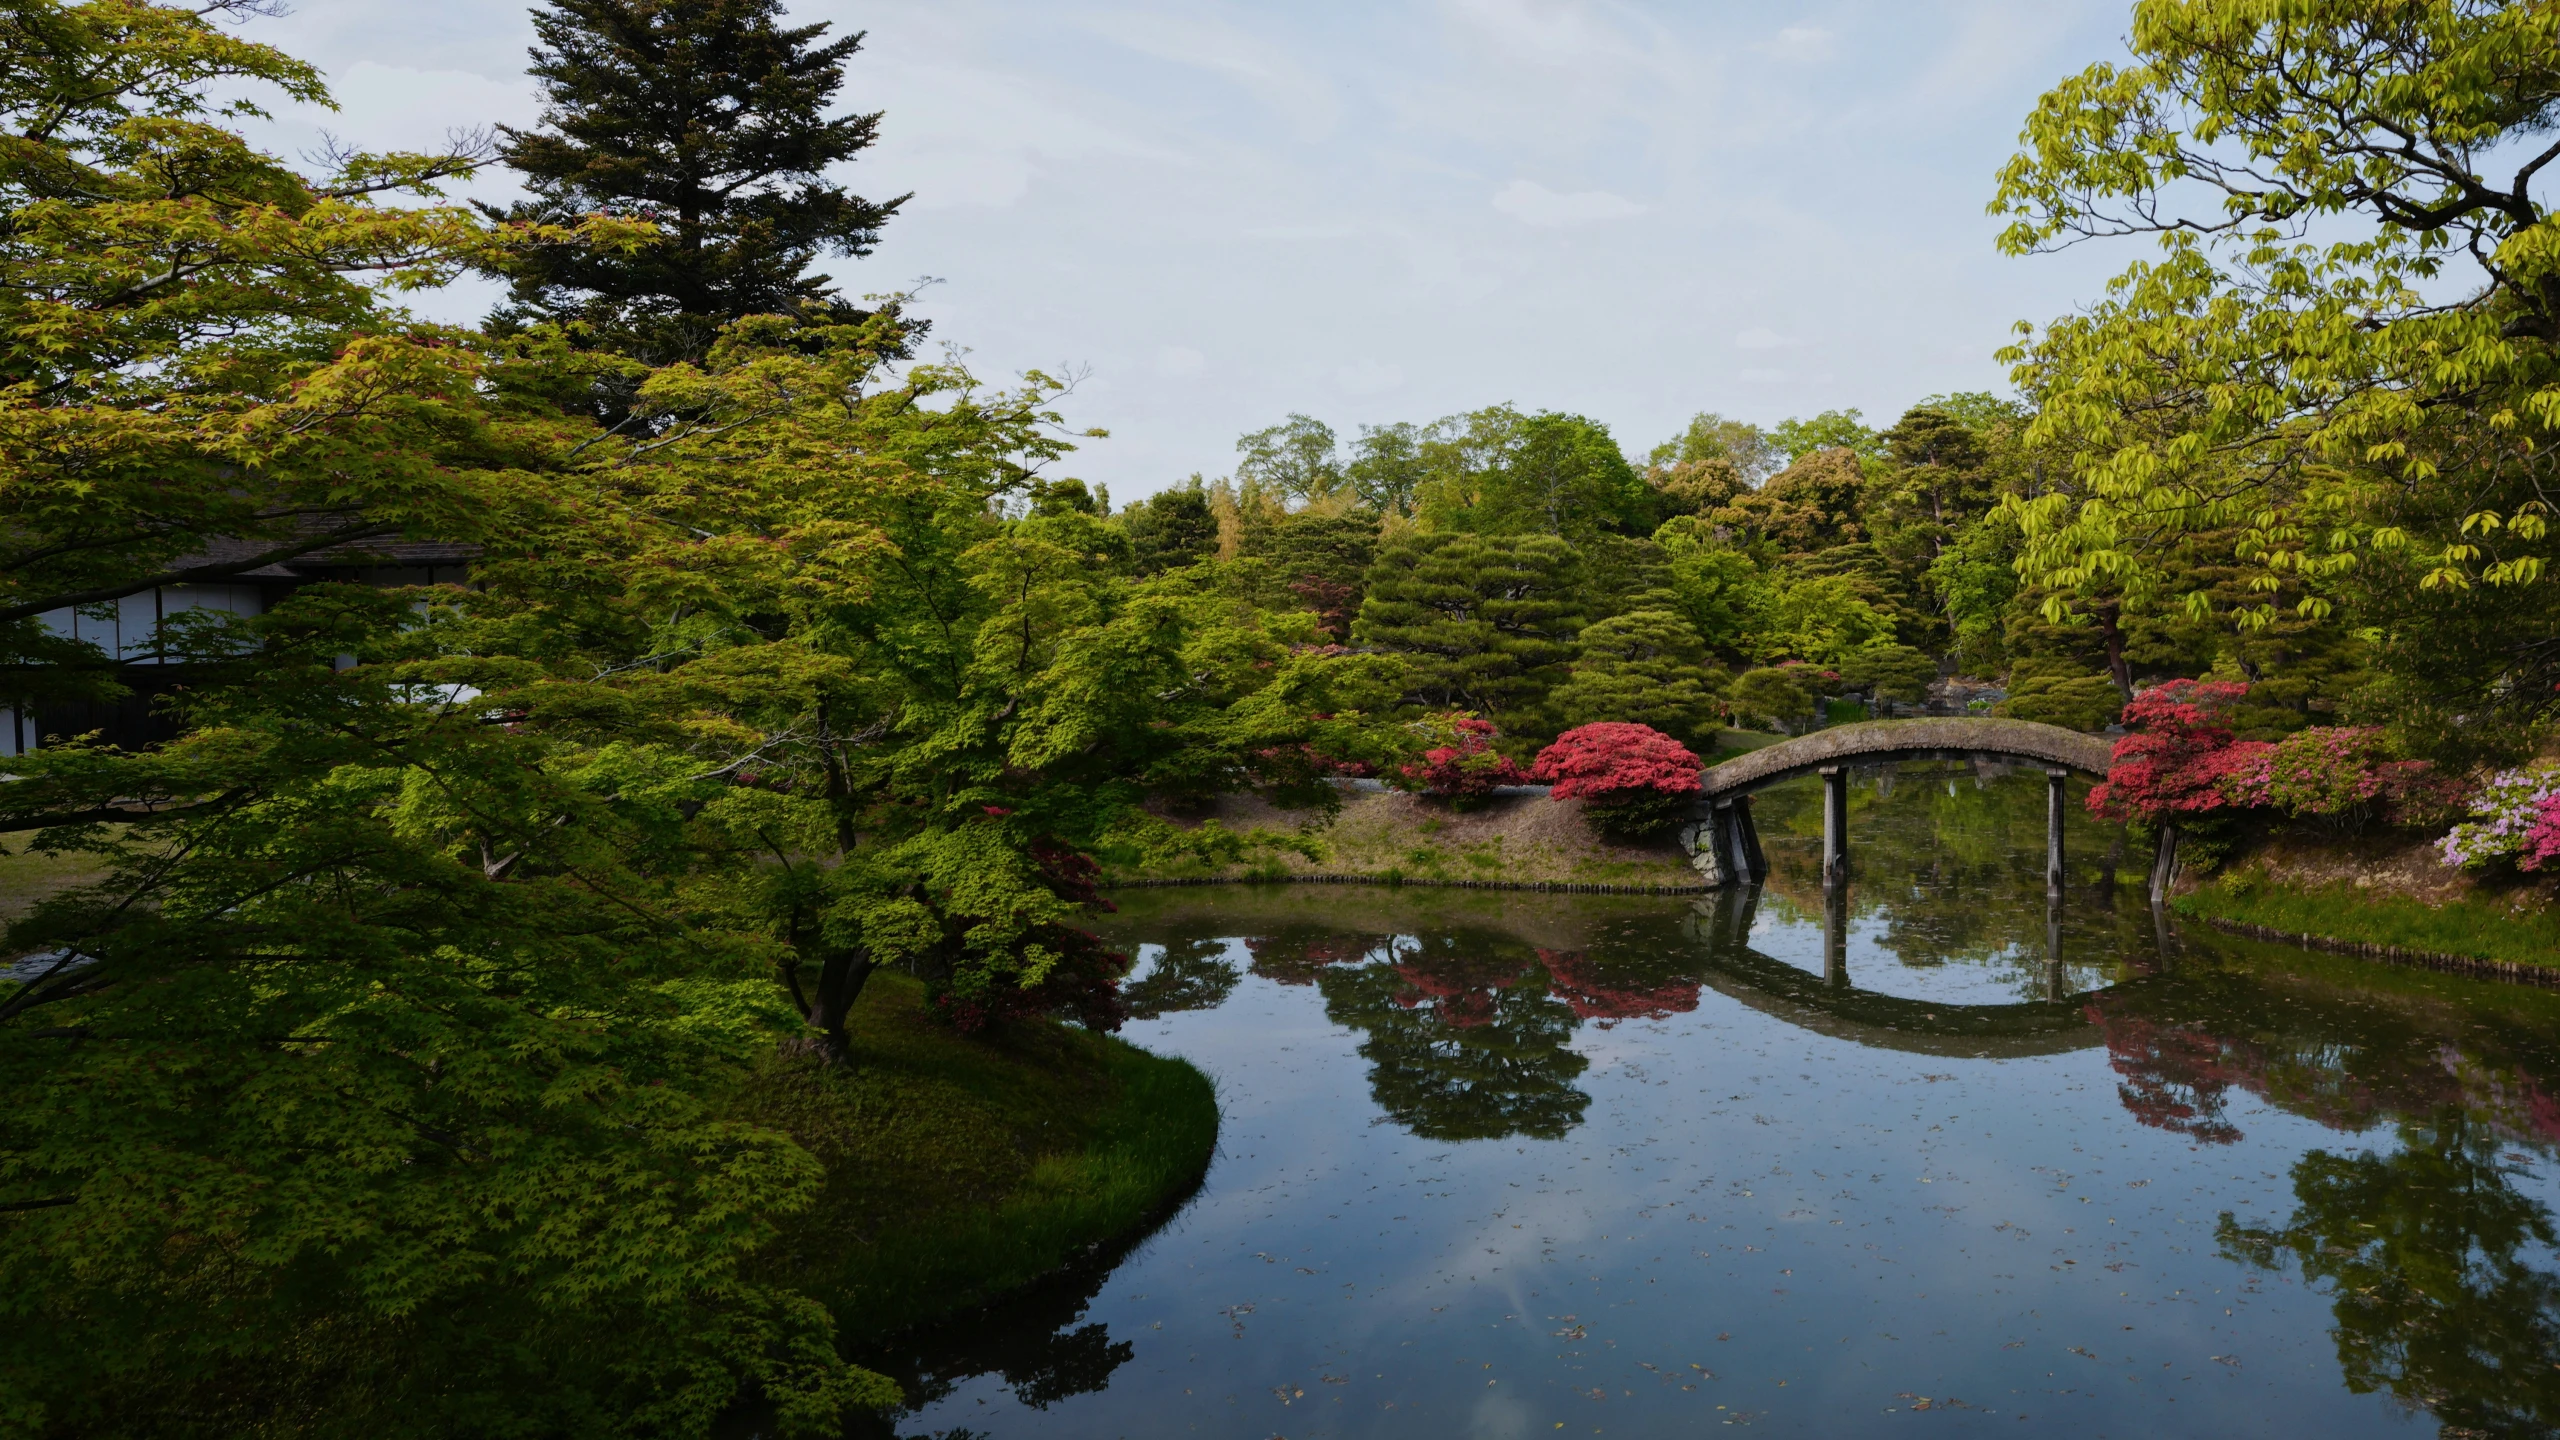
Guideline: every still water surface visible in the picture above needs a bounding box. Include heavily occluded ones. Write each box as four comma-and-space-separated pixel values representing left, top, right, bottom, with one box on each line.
868, 765, 2560, 1438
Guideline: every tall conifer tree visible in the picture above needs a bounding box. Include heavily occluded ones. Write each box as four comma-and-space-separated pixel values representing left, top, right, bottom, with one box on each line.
485, 0, 905, 361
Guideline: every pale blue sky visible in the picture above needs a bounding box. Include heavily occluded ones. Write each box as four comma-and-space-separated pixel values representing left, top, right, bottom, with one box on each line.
252, 1, 2143, 497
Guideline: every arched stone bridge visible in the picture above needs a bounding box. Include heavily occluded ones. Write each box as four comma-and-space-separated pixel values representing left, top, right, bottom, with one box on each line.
1683, 718, 2133, 893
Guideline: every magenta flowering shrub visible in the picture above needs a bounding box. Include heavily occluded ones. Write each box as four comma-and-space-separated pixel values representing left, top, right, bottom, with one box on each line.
2439, 764, 2560, 871
2091, 684, 2448, 832
2240, 726, 2450, 825
1386, 711, 1527, 801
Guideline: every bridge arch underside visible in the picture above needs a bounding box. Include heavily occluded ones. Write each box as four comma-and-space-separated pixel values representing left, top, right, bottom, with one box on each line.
1686, 935, 2146, 1059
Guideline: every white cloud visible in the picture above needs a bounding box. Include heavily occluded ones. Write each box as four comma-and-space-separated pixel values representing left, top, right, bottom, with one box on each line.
1080, 8, 1342, 142
1738, 368, 1792, 383
1155, 345, 1207, 378
1336, 358, 1406, 396
1734, 327, 1798, 350
1491, 178, 1646, 227
1768, 24, 1836, 61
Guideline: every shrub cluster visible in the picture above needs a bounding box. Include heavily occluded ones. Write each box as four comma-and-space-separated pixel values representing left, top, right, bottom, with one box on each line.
1530, 722, 1703, 840
2088, 680, 2449, 831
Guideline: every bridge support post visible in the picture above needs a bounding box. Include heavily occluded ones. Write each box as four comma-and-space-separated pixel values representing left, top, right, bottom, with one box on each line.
1733, 796, 1767, 884
1819, 766, 1849, 885
2045, 889, 2065, 1001
2045, 769, 2069, 896
2148, 824, 2180, 905
1823, 880, 1849, 990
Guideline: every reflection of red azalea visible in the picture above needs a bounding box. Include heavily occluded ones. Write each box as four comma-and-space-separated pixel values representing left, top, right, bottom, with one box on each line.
1539, 949, 1701, 1027
1391, 965, 1515, 1028
2084, 1001, 2251, 1144
1244, 934, 1388, 985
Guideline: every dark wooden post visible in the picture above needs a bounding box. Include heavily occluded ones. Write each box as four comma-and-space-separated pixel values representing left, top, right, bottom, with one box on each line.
2148, 823, 2180, 905
2046, 769, 2069, 896
1823, 879, 1849, 989
1733, 796, 1768, 883
2045, 889, 2065, 1001
1819, 765, 1849, 885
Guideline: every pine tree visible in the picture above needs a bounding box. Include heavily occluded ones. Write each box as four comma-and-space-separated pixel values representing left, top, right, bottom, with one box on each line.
485, 0, 905, 361
1549, 609, 1725, 742
1353, 532, 1588, 734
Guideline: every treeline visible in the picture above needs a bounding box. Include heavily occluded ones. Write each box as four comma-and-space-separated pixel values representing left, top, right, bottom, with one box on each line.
1087, 389, 2359, 751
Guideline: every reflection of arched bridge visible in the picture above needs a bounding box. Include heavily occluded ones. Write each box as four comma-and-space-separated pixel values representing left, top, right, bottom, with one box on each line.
1683, 719, 2131, 894
1677, 884, 2178, 1059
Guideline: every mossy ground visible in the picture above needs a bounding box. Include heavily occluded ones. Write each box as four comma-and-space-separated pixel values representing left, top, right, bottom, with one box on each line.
2177, 870, 2560, 971
0, 835, 115, 930
741, 972, 1218, 1344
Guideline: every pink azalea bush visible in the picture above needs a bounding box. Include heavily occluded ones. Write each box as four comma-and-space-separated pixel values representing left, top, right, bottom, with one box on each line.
1530, 722, 1704, 839
2090, 680, 2448, 831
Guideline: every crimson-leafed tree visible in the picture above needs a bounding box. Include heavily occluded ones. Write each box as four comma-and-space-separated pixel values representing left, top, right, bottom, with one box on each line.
485, 0, 906, 363
1530, 722, 1703, 839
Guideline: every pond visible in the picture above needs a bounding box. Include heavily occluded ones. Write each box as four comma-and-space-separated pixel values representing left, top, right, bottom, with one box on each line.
861, 764, 2560, 1439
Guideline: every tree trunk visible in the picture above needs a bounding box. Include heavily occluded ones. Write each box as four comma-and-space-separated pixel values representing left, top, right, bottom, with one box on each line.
787, 946, 878, 1064
2096, 607, 2134, 702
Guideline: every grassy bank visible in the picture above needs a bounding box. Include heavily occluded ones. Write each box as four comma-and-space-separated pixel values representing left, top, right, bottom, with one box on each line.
1107, 787, 1703, 887
0, 836, 115, 929
744, 971, 1218, 1343
2177, 871, 2560, 971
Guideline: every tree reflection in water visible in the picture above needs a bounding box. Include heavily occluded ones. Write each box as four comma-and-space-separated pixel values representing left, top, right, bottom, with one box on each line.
1315, 935, 1590, 1141
1219, 927, 1711, 1142
1121, 938, 1240, 1019
2220, 1116, 2560, 1438
2090, 960, 2560, 1437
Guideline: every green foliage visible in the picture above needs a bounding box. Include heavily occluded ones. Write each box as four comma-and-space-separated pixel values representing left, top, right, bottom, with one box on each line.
1346, 421, 1429, 515
1770, 408, 1881, 462
1654, 528, 1779, 660
1123, 480, 1219, 575
483, 0, 903, 363
746, 972, 1216, 1341
1927, 512, 2021, 675
1994, 659, 2124, 732
1550, 609, 1725, 742
1726, 666, 1814, 732
1839, 644, 1937, 705
1646, 411, 1784, 484
1353, 531, 1589, 731
1765, 575, 1896, 665
1413, 407, 1647, 538
1995, 0, 2560, 738
2178, 875, 2560, 970
1235, 414, 1348, 504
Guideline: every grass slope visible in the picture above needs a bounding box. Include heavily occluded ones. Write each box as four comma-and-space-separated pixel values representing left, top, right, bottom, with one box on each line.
743, 972, 1217, 1343
2177, 873, 2560, 971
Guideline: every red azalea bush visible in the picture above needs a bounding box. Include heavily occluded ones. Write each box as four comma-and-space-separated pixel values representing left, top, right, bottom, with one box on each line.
1387, 711, 1527, 801
1530, 722, 1704, 839
2086, 680, 2256, 823
2088, 680, 2447, 832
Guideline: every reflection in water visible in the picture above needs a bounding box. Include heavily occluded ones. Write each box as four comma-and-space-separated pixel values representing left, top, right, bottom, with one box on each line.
1120, 937, 1239, 1020
1315, 937, 1590, 1141
2221, 1117, 2560, 1437
871, 767, 2560, 1439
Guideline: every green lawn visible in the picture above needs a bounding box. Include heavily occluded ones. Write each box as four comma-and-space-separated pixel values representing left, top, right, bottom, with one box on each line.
742, 971, 1218, 1342
2176, 874, 2560, 971
0, 837, 114, 930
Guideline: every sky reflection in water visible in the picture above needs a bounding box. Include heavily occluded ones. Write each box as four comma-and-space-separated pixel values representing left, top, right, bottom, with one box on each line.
871, 765, 2560, 1439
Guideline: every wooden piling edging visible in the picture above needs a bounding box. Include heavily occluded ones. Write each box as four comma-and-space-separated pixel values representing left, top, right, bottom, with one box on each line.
1104, 874, 1713, 896
2196, 915, 2560, 989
